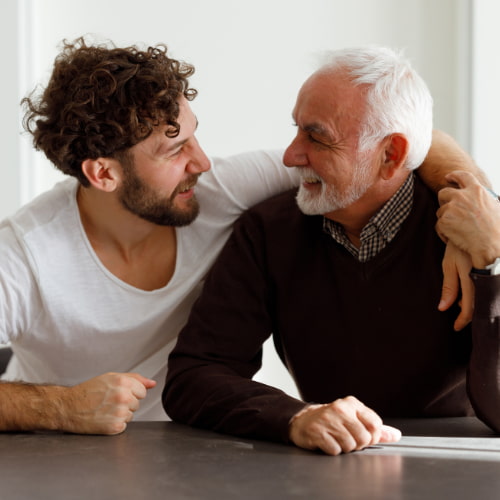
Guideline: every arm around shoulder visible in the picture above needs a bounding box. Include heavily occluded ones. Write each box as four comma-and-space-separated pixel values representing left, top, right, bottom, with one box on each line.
418, 130, 491, 192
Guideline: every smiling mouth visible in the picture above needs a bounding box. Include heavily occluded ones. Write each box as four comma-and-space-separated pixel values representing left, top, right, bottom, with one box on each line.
299, 168, 322, 186
176, 174, 201, 195
303, 177, 321, 184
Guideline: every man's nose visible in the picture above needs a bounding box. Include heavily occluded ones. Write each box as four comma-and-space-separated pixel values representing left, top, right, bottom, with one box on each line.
283, 137, 308, 168
187, 139, 211, 174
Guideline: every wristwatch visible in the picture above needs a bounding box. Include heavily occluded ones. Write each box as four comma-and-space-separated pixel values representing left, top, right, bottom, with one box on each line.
472, 257, 500, 276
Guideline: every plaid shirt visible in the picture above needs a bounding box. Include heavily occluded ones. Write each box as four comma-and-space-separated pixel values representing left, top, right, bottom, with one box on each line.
323, 173, 414, 262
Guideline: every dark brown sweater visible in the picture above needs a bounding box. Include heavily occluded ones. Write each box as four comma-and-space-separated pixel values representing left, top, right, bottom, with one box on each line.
163, 176, 500, 441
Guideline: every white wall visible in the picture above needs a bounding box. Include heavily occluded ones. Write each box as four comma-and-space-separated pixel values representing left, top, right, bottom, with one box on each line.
2, 0, 478, 397
15, 0, 469, 200
471, 0, 500, 190
0, 0, 21, 218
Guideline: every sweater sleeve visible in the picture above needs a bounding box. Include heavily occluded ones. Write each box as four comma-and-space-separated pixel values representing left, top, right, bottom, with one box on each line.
467, 272, 500, 432
163, 209, 306, 443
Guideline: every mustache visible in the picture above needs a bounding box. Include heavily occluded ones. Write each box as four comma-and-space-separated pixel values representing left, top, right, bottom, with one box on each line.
297, 167, 323, 183
173, 174, 201, 196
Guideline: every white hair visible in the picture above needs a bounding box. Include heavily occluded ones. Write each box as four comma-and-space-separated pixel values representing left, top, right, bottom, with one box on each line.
317, 46, 433, 170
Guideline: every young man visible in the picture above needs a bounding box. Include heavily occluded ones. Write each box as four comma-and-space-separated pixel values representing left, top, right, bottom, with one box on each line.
0, 39, 481, 435
0, 38, 296, 434
163, 47, 500, 455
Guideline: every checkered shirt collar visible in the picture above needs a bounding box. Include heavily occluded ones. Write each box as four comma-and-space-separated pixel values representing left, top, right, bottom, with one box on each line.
323, 173, 415, 262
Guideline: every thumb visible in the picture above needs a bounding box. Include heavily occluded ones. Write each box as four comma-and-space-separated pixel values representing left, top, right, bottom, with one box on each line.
444, 170, 480, 190
379, 425, 402, 443
128, 373, 157, 389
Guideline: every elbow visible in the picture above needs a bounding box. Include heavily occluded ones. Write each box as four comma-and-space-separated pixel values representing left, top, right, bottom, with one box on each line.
468, 377, 500, 433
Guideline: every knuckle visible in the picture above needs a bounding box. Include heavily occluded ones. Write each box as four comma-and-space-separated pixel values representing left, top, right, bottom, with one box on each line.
115, 392, 133, 406
107, 422, 127, 435
330, 396, 358, 414
341, 440, 357, 454
307, 421, 326, 438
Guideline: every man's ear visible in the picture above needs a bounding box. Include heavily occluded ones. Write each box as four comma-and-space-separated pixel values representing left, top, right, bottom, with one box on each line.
81, 158, 120, 192
380, 133, 409, 180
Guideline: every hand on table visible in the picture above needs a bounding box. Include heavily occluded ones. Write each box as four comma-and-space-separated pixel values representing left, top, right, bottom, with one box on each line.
63, 372, 156, 435
288, 395, 401, 456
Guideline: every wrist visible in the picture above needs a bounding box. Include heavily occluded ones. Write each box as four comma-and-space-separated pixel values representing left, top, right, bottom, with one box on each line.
288, 404, 322, 432
0, 383, 67, 432
471, 245, 500, 269
34, 385, 69, 431
472, 256, 500, 276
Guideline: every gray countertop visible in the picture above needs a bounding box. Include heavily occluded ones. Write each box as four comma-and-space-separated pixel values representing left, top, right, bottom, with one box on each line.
1, 418, 498, 500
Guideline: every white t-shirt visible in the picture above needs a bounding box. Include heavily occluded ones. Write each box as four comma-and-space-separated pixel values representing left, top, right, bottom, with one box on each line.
0, 150, 298, 420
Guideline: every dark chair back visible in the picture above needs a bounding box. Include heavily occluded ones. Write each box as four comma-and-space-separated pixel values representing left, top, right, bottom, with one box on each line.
0, 346, 12, 375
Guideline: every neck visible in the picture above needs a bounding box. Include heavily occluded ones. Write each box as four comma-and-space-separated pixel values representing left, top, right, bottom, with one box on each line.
77, 185, 172, 254
325, 172, 410, 247
76, 185, 177, 290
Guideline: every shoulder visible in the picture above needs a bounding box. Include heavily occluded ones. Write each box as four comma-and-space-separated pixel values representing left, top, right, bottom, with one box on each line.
245, 188, 299, 216
413, 173, 438, 206
196, 150, 299, 216
0, 178, 79, 273
235, 188, 322, 240
2, 178, 77, 237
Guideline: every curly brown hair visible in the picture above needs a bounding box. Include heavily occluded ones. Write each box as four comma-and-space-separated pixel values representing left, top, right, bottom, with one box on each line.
22, 37, 197, 186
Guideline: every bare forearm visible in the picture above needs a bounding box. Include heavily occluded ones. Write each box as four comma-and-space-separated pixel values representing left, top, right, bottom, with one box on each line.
419, 130, 491, 192
0, 372, 155, 434
0, 381, 68, 431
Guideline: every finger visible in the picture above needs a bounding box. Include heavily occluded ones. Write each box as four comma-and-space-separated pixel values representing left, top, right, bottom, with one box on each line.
438, 259, 459, 312
107, 421, 127, 435
129, 398, 141, 412
437, 186, 458, 206
444, 171, 480, 190
379, 425, 402, 443
341, 420, 374, 451
435, 220, 449, 244
125, 409, 136, 421
126, 378, 149, 400
356, 406, 383, 447
128, 373, 157, 390
317, 433, 343, 456
453, 278, 474, 331
327, 420, 365, 453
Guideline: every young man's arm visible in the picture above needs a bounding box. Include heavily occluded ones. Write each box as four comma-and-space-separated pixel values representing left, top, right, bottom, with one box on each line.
418, 130, 493, 330
419, 130, 491, 191
0, 372, 156, 434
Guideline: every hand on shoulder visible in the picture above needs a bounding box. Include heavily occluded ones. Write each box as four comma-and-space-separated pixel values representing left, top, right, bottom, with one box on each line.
437, 171, 500, 268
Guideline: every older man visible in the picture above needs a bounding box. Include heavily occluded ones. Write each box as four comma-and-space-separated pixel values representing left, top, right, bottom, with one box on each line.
163, 46, 500, 455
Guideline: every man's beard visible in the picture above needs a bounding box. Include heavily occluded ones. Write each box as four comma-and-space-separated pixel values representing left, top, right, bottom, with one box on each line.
118, 167, 201, 227
295, 154, 373, 215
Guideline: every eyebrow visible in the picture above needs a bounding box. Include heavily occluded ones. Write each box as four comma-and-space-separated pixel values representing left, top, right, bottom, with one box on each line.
292, 113, 331, 138
303, 123, 329, 136
300, 122, 335, 143
157, 117, 199, 155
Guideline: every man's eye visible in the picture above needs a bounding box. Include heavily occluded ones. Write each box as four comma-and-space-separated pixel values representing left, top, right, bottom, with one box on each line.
307, 134, 323, 145
168, 148, 183, 159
